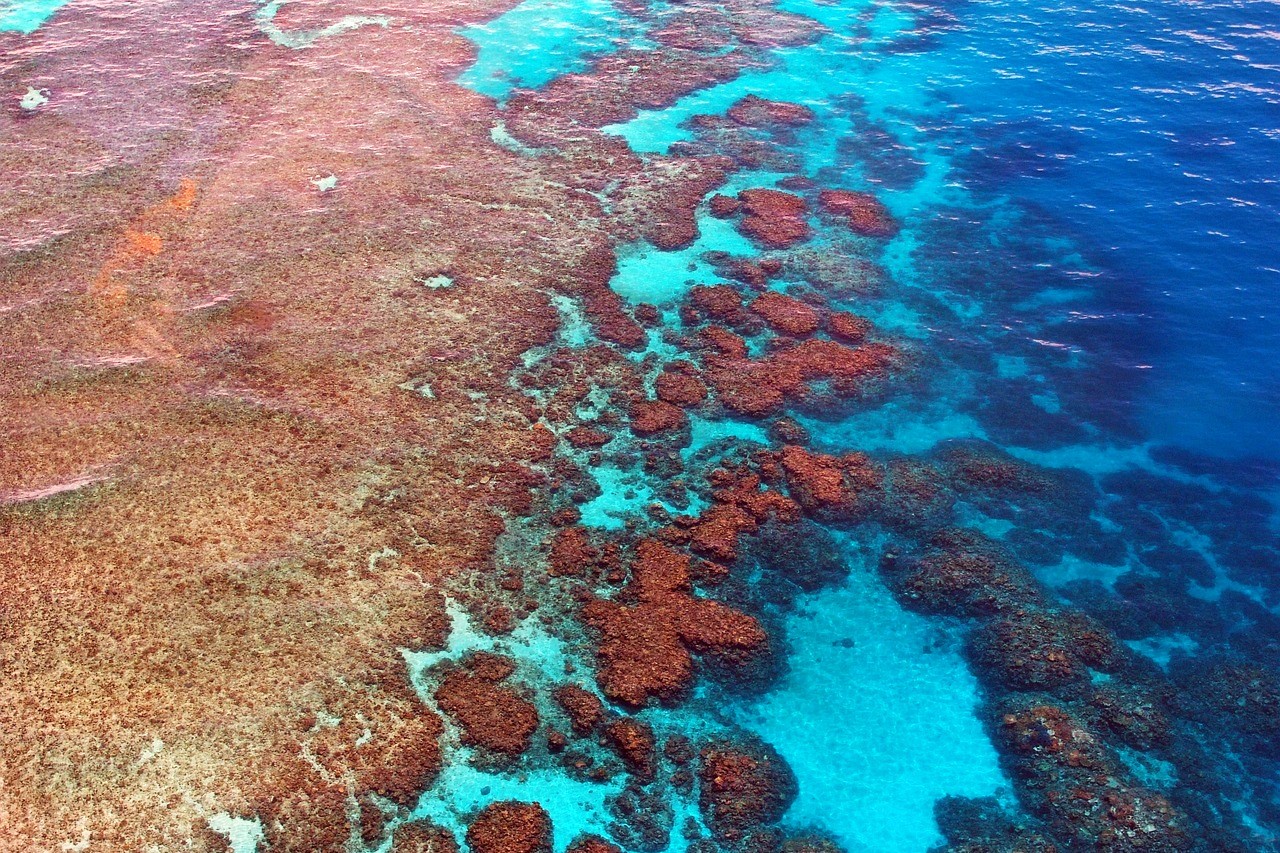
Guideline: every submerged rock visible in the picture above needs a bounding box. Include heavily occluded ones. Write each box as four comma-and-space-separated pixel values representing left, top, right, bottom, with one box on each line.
607, 780, 675, 851
932, 796, 1053, 853
880, 529, 1042, 619
736, 188, 812, 249
466, 802, 552, 853
434, 653, 538, 757
969, 607, 1118, 691
697, 735, 798, 844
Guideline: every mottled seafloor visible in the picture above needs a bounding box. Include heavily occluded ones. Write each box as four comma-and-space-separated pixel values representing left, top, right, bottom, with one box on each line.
2, 0, 1278, 852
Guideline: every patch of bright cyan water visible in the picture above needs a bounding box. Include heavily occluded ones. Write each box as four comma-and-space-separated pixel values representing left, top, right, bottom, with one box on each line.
456, 0, 649, 102
683, 416, 769, 461
253, 1, 389, 50
611, 211, 757, 306
581, 461, 691, 527
404, 599, 571, 686
737, 543, 1005, 853
0, 0, 67, 33
415, 759, 620, 852
799, 401, 986, 457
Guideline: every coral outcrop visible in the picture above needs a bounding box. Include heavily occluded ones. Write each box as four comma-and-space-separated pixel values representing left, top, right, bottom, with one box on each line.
697, 736, 798, 844
466, 802, 553, 853
727, 95, 816, 128
581, 540, 767, 707
817, 189, 899, 238
435, 653, 539, 757
736, 189, 812, 249
997, 702, 1193, 851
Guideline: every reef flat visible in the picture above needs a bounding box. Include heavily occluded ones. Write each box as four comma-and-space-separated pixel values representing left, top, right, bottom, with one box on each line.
3, 0, 1279, 851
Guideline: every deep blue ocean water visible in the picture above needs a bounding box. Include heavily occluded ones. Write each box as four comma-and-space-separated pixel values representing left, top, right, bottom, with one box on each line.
9, 0, 1279, 848
915, 0, 1280, 463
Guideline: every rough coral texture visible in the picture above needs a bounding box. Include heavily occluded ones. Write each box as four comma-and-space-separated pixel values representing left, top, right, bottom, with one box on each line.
393, 821, 460, 853
776, 445, 882, 517
997, 703, 1193, 852
631, 399, 690, 436
701, 333, 900, 417
581, 540, 767, 707
698, 737, 799, 844
466, 801, 553, 853
554, 684, 606, 736
604, 718, 658, 780
749, 291, 822, 336
817, 189, 900, 238
736, 189, 812, 249
727, 95, 817, 128
566, 836, 623, 853
434, 653, 539, 756
8, 0, 1266, 849
656, 363, 710, 407
0, 0, 825, 844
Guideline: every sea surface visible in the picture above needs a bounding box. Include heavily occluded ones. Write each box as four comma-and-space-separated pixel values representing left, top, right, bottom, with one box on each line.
5, 0, 1280, 849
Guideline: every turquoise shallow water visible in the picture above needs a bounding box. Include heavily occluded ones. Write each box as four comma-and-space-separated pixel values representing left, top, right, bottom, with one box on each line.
458, 0, 650, 101
734, 547, 1005, 852
0, 0, 67, 32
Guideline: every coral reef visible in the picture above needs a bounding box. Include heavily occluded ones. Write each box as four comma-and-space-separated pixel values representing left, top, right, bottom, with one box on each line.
735, 189, 812, 249
581, 540, 767, 707
393, 822, 460, 853
631, 399, 690, 437
567, 836, 623, 853
434, 653, 539, 757
466, 802, 553, 853
6, 0, 1277, 849
749, 292, 822, 336
554, 684, 607, 736
817, 189, 900, 238
604, 718, 658, 780
697, 736, 799, 845
996, 702, 1193, 851
727, 94, 816, 128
